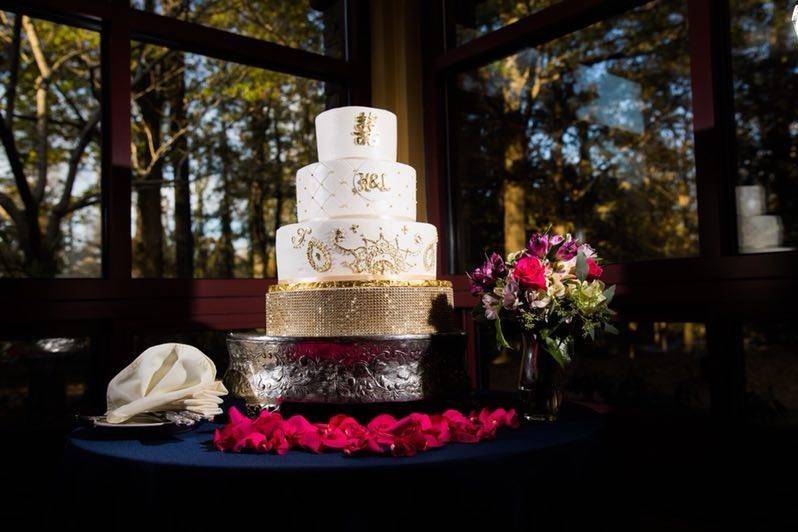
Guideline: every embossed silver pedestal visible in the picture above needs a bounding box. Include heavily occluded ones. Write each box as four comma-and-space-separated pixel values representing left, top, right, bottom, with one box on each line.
226, 332, 468, 408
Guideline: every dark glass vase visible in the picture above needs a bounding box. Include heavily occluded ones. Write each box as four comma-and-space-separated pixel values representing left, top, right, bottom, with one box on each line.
517, 332, 568, 422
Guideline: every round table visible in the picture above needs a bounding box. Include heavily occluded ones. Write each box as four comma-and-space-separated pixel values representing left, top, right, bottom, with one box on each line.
61, 404, 601, 531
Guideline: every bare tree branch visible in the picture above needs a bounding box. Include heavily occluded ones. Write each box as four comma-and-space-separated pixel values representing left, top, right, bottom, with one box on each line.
46, 108, 101, 243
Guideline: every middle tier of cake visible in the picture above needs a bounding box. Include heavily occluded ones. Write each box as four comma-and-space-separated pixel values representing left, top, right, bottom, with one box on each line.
276, 219, 438, 282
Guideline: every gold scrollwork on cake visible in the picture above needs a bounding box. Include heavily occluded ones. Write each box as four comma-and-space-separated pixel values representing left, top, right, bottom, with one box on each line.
423, 242, 436, 271
291, 227, 312, 248
269, 280, 452, 292
306, 239, 332, 272
352, 112, 379, 146
333, 228, 420, 275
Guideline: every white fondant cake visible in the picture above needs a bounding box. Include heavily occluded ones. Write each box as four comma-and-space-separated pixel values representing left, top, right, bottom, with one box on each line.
296, 159, 416, 222
273, 105, 437, 283
276, 219, 437, 282
316, 106, 397, 161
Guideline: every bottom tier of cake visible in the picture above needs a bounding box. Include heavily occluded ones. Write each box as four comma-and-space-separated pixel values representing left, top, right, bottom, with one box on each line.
226, 331, 468, 406
265, 281, 455, 336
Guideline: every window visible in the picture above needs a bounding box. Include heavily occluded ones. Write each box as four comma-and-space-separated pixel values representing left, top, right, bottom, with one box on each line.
453, 0, 558, 46
426, 0, 798, 429
449, 0, 697, 271
0, 1, 367, 524
132, 0, 345, 58
130, 44, 343, 278
730, 0, 798, 254
0, 13, 102, 278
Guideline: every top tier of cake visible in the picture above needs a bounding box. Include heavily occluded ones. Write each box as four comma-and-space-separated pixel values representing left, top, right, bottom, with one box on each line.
316, 106, 397, 161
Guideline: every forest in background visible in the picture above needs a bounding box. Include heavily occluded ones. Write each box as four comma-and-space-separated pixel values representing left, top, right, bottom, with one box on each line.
0, 0, 796, 279
0, 0, 342, 279
450, 0, 797, 269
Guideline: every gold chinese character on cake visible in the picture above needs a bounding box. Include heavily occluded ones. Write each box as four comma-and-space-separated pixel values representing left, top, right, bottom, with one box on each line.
352, 112, 379, 146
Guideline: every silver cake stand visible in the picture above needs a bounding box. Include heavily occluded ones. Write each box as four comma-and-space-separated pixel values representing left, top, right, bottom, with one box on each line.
226, 332, 468, 408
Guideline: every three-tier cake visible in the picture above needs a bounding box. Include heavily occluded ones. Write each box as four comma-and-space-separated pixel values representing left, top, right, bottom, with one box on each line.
227, 107, 467, 408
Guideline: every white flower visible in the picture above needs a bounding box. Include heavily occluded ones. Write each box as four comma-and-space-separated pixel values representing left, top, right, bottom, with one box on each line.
482, 294, 501, 320
546, 271, 567, 298
525, 289, 551, 309
578, 243, 597, 259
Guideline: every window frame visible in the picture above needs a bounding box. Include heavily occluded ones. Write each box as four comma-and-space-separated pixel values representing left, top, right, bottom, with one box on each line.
0, 0, 371, 376
421, 0, 798, 417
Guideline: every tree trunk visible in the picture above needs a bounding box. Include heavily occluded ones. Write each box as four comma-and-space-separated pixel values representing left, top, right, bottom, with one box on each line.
266, 110, 284, 278
248, 105, 270, 278
216, 122, 235, 278
171, 53, 193, 278
134, 73, 165, 277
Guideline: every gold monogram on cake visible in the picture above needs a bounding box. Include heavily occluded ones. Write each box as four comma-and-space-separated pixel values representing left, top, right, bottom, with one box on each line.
333, 228, 420, 275
352, 112, 379, 146
353, 172, 390, 194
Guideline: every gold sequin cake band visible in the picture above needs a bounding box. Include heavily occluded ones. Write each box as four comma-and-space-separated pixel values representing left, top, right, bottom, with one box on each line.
268, 279, 452, 292
265, 285, 455, 337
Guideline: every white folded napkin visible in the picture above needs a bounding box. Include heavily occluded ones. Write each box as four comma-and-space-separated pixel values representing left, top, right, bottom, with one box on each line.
106, 343, 228, 424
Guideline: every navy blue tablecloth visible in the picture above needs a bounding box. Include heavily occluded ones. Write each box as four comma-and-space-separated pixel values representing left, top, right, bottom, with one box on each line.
60, 404, 601, 531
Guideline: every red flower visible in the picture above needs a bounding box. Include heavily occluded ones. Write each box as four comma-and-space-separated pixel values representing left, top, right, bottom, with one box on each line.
586, 258, 603, 280
513, 256, 548, 291
284, 415, 323, 453
213, 407, 520, 456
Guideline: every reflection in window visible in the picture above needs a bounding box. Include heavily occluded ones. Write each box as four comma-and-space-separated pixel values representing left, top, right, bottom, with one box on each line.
480, 321, 710, 413
131, 0, 344, 58
731, 0, 798, 253
130, 44, 343, 278
0, 337, 92, 426
453, 0, 557, 46
744, 322, 798, 425
130, 329, 237, 376
0, 13, 102, 278
450, 0, 697, 271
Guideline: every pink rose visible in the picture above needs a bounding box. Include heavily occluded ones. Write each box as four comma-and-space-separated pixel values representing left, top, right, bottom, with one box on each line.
513, 256, 547, 291
586, 258, 603, 280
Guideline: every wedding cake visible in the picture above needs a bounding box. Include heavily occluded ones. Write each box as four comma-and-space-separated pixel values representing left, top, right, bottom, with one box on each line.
226, 107, 465, 407
265, 106, 455, 336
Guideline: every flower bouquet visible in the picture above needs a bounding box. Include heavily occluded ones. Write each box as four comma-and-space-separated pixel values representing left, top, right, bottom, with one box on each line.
468, 230, 617, 421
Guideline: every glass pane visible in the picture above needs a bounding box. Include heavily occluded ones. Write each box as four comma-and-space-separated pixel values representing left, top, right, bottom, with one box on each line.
449, 0, 698, 272
744, 321, 798, 426
0, 13, 102, 278
130, 44, 344, 278
481, 321, 710, 413
453, 0, 558, 46
731, 0, 798, 254
131, 0, 344, 58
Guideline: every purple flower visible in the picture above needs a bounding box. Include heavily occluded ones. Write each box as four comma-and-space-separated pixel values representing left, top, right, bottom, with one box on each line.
556, 239, 579, 261
468, 253, 507, 295
526, 234, 550, 258
502, 278, 521, 310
